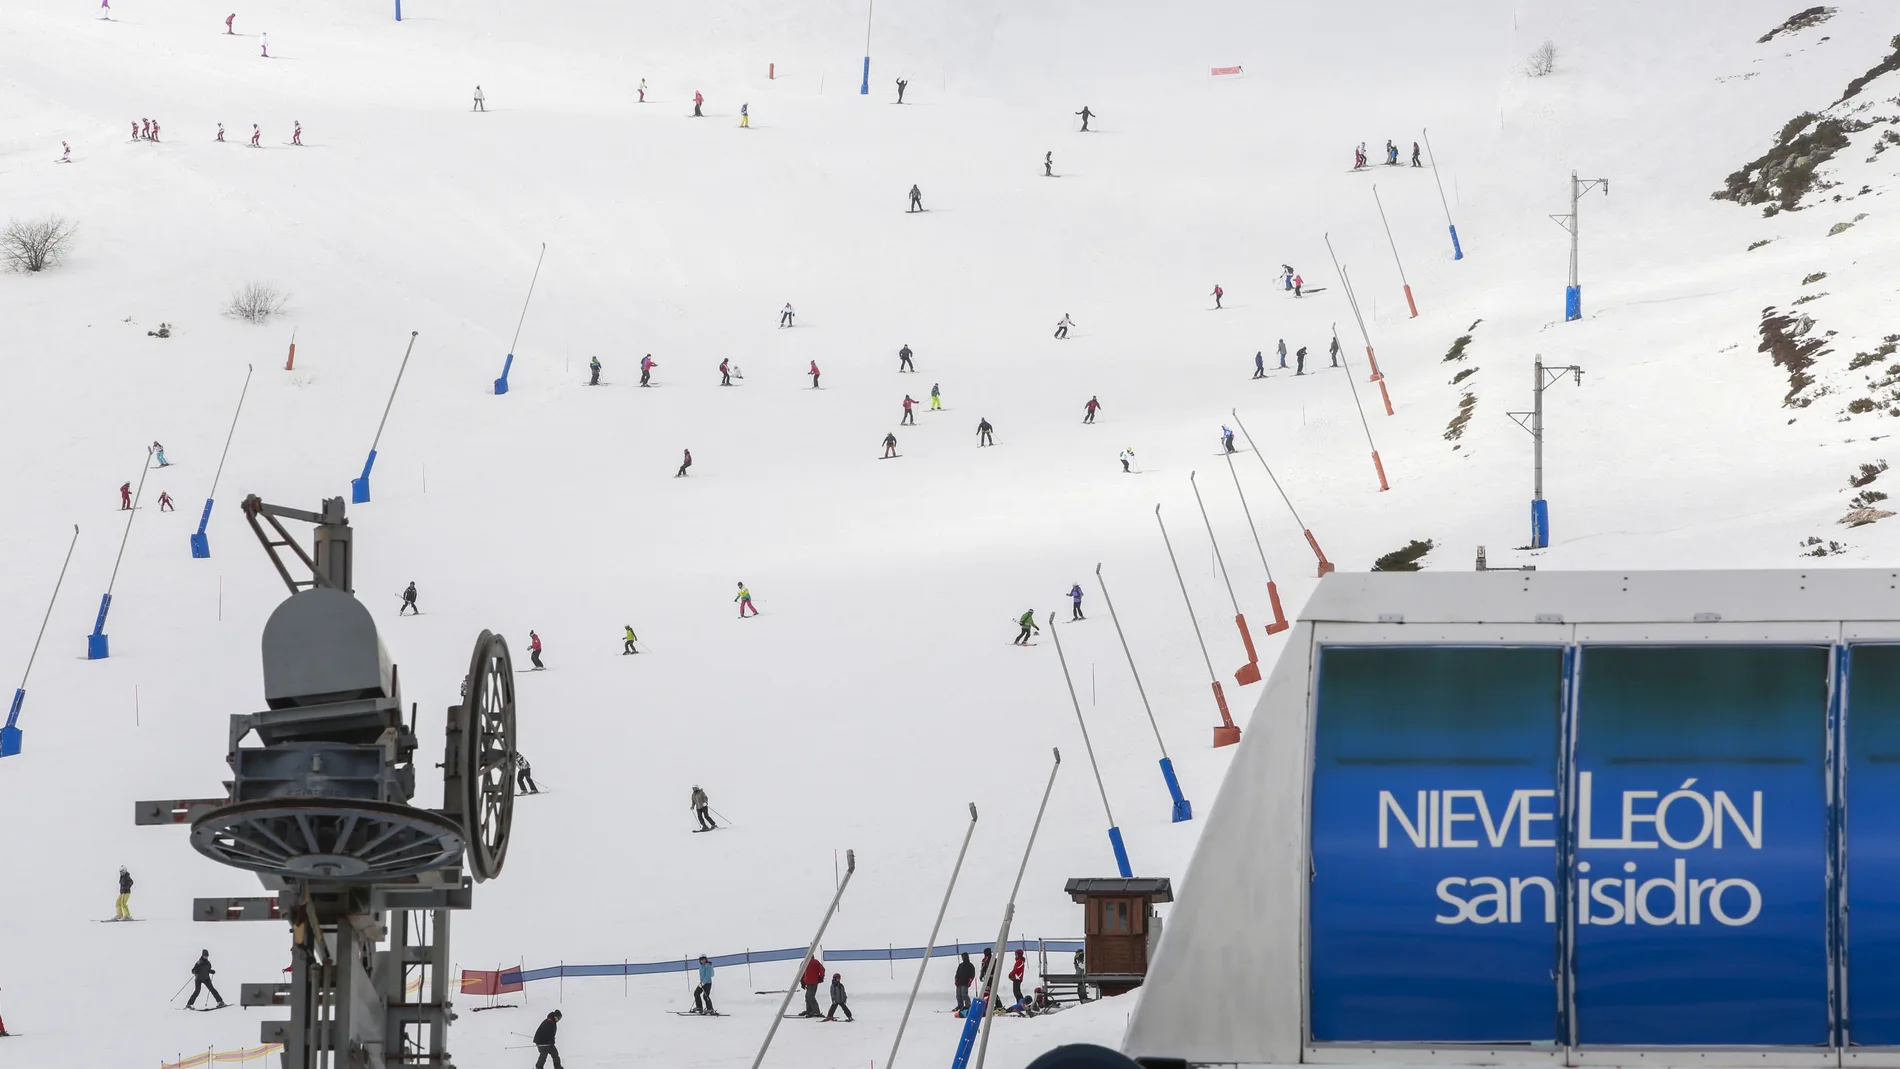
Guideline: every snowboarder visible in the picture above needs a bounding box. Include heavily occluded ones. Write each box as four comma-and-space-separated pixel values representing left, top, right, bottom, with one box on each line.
527, 630, 543, 670
976, 417, 994, 446
291, 121, 302, 146
691, 90, 705, 117
735, 582, 758, 617
720, 358, 732, 386
216, 122, 225, 142
260, 31, 268, 57
1043, 151, 1053, 177
588, 355, 601, 385
225, 12, 235, 33
898, 344, 914, 372
882, 432, 899, 458
826, 973, 853, 1021
808, 360, 821, 388
1411, 141, 1422, 167
1075, 106, 1094, 132
515, 752, 540, 793
59, 141, 71, 163
895, 78, 908, 103
691, 785, 714, 830
800, 956, 826, 1016
901, 395, 916, 425
1211, 283, 1224, 310
116, 866, 134, 920
1329, 333, 1341, 367
638, 78, 646, 103
1120, 447, 1137, 473
1277, 339, 1288, 368
1083, 396, 1101, 424
622, 624, 638, 655
1222, 426, 1237, 453
532, 1010, 563, 1069
954, 953, 976, 1012
250, 124, 261, 147
1292, 274, 1303, 298
676, 448, 692, 478
640, 353, 656, 387
1296, 346, 1307, 374
907, 184, 923, 213
119, 482, 132, 510
1054, 313, 1073, 339
780, 302, 795, 327
1069, 583, 1085, 620
1010, 950, 1027, 1004
472, 85, 485, 111
693, 956, 716, 1014
187, 950, 226, 1009
158, 491, 175, 512
1014, 610, 1039, 645
740, 102, 749, 128
1253, 350, 1265, 379
929, 382, 941, 410
399, 582, 418, 615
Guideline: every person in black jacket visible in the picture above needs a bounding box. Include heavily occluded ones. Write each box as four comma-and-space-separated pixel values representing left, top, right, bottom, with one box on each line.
954, 953, 975, 1012
826, 972, 853, 1021
533, 1010, 563, 1069
115, 866, 135, 920
187, 950, 225, 1008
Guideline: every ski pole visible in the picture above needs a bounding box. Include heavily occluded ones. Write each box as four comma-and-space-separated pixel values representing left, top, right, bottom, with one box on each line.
710, 806, 735, 827
170, 977, 192, 1001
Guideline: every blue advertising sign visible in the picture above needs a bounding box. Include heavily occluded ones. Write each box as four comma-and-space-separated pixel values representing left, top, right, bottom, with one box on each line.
1846, 644, 1900, 1046
1310, 646, 1565, 1042
1570, 646, 1831, 1046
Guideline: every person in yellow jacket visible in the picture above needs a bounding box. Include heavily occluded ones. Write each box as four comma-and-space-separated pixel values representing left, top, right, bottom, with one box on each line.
735, 583, 758, 618
622, 625, 639, 655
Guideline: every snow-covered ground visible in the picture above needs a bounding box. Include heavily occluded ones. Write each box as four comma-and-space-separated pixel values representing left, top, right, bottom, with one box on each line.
2, 1, 1897, 1066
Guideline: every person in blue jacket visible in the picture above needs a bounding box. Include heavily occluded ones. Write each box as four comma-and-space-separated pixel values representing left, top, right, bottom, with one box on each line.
1068, 584, 1085, 621
693, 955, 717, 1014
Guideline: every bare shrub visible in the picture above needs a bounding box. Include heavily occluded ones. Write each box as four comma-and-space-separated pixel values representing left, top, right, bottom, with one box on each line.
1526, 40, 1558, 77
224, 281, 289, 323
3, 215, 78, 272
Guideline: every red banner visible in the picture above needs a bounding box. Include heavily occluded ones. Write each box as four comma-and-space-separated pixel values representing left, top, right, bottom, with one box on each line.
1210, 65, 1243, 76
460, 969, 524, 995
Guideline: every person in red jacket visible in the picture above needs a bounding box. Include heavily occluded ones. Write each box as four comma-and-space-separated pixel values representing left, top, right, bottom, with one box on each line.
528, 631, 543, 670
1211, 283, 1224, 309
119, 482, 132, 510
675, 449, 692, 478
809, 361, 820, 389
225, 12, 235, 33
1083, 396, 1102, 424
799, 956, 826, 1017
719, 358, 732, 386
1009, 950, 1026, 1003
158, 491, 175, 512
640, 353, 656, 387
901, 395, 916, 425
692, 90, 704, 118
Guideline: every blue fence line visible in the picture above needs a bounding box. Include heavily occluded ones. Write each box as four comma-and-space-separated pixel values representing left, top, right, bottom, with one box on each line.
501, 939, 1084, 985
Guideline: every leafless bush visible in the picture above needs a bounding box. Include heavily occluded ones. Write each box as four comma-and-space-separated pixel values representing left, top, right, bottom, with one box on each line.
1526, 39, 1558, 77
224, 281, 289, 323
3, 215, 78, 272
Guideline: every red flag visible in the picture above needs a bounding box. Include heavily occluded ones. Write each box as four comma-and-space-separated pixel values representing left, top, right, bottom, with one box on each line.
1210, 65, 1243, 76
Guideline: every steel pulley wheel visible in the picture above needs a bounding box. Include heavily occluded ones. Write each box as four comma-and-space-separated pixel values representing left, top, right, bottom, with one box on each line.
461, 629, 517, 881
190, 797, 466, 881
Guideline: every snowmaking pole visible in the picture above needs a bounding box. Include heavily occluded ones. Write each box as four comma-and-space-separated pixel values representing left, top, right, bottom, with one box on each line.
1422, 127, 1463, 260
1048, 614, 1133, 876
1221, 451, 1292, 635
191, 363, 253, 558
751, 850, 856, 1069
2, 524, 78, 758
962, 748, 1061, 1069
1320, 261, 1392, 491
1550, 170, 1608, 322
859, 0, 873, 94
351, 331, 421, 504
887, 803, 978, 1069
1231, 409, 1335, 577
494, 242, 546, 395
90, 448, 155, 660
1094, 562, 1193, 819
1328, 235, 1396, 416
1188, 471, 1266, 686
1372, 184, 1418, 317
1507, 354, 1584, 549
1156, 505, 1242, 748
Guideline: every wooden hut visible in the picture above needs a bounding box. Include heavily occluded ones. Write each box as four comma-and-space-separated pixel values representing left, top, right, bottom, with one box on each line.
1063, 877, 1173, 996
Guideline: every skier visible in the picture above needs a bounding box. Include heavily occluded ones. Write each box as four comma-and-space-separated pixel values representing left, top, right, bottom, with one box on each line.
1222, 426, 1237, 453
622, 624, 638, 654
676, 448, 692, 478
1281, 265, 1294, 291
779, 302, 795, 327
186, 950, 226, 1009
1044, 151, 1053, 177
1253, 350, 1265, 379
1329, 333, 1341, 367
1354, 144, 1366, 169
826, 972, 853, 1022
639, 353, 656, 387
225, 12, 235, 33
60, 141, 71, 163
1075, 105, 1094, 132
980, 948, 994, 991
515, 752, 540, 793
693, 955, 716, 1014
1411, 141, 1422, 167
1119, 447, 1137, 473
895, 78, 908, 103
150, 120, 161, 142
291, 121, 302, 146
1010, 950, 1027, 1004
1296, 346, 1308, 374
116, 866, 134, 920
901, 395, 916, 425
250, 124, 261, 147
399, 582, 418, 615
740, 102, 749, 128
735, 582, 758, 617
692, 90, 703, 117
131, 120, 139, 140
527, 630, 543, 670
976, 417, 994, 446
954, 953, 976, 1012
882, 432, 899, 458
1293, 274, 1303, 298
719, 358, 732, 386
929, 382, 941, 410
532, 1010, 563, 1069
588, 355, 601, 385
907, 184, 923, 213
216, 122, 225, 142
691, 785, 714, 830
158, 491, 175, 512
800, 956, 827, 1017
1069, 583, 1085, 620
1054, 313, 1073, 339
1211, 283, 1224, 310
119, 482, 132, 510
1014, 609, 1039, 646
808, 360, 820, 389
473, 85, 485, 112
1277, 338, 1288, 368
1083, 396, 1101, 424
898, 344, 914, 372
99, 0, 108, 17
260, 31, 267, 57
638, 78, 646, 103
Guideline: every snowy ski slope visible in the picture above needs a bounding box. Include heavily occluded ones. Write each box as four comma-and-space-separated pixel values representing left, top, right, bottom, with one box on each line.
2, 1, 1898, 1066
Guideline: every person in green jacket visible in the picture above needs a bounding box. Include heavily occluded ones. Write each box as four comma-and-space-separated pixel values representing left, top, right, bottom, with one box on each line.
1014, 610, 1039, 645
588, 356, 601, 386
622, 625, 638, 655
